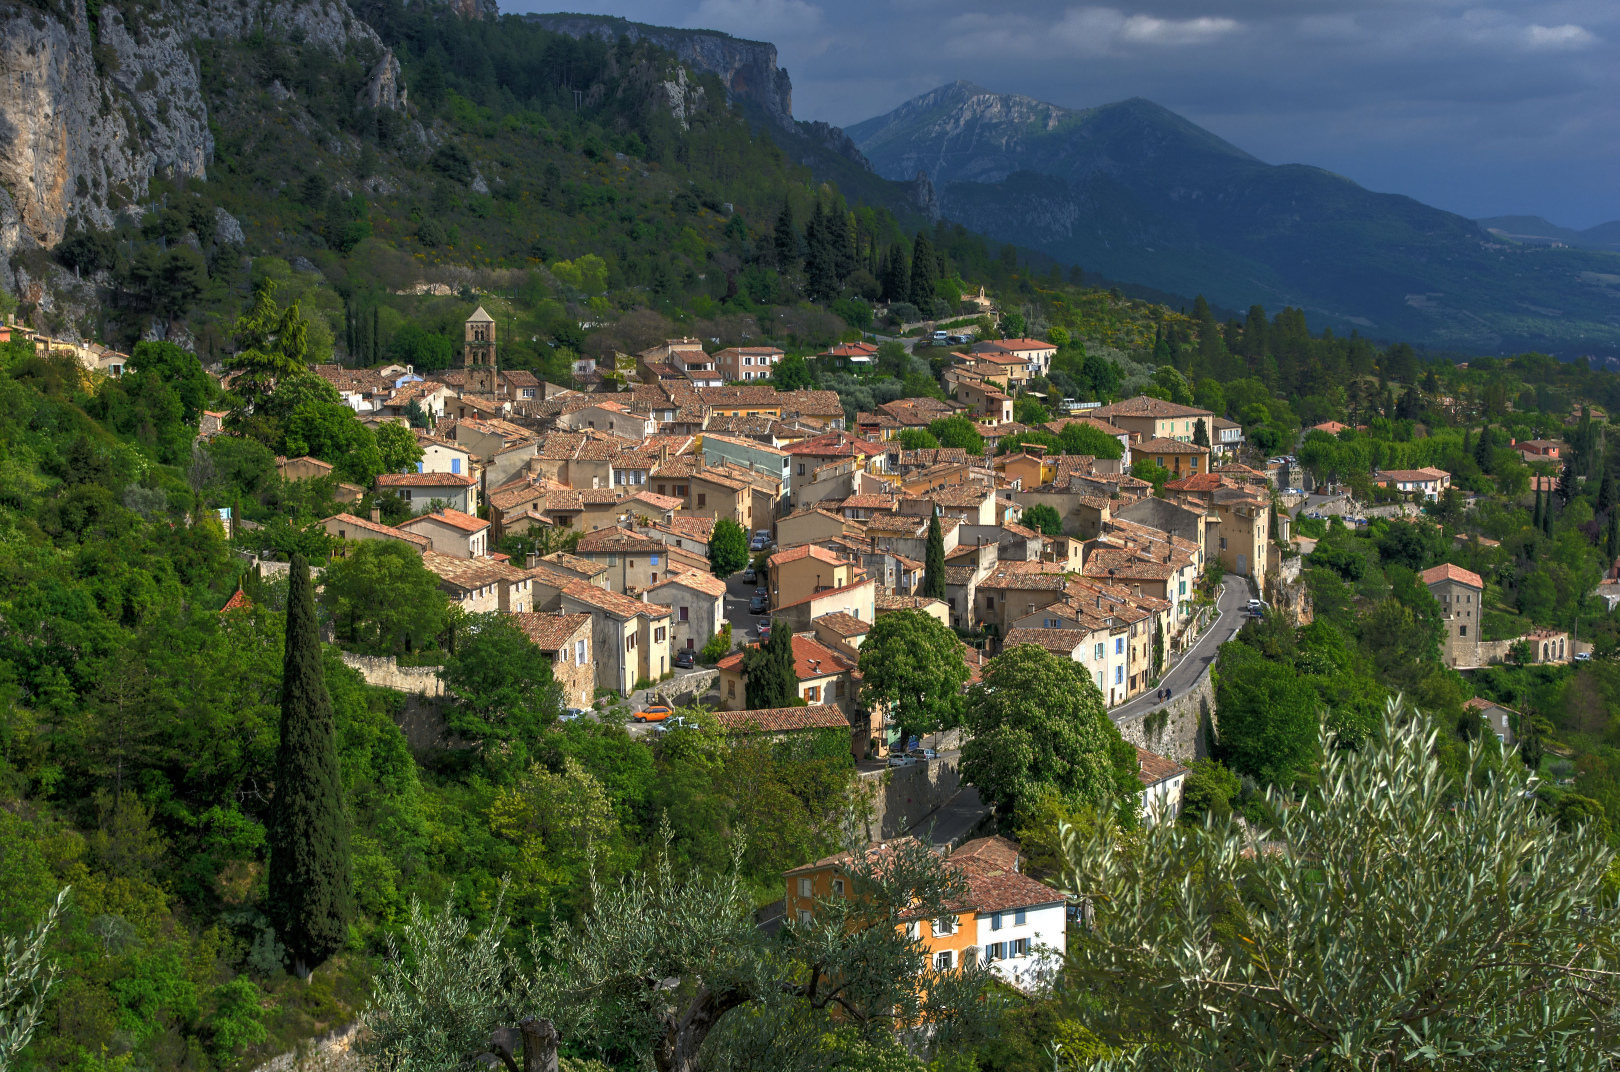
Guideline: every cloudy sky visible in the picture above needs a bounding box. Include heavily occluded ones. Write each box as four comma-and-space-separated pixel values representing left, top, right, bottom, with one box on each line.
508, 0, 1620, 228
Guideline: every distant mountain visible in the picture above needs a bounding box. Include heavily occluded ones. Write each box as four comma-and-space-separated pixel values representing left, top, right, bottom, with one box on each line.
848, 81, 1620, 355
1476, 216, 1620, 253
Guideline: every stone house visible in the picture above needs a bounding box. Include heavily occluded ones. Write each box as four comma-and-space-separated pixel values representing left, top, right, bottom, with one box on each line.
558, 582, 673, 695
515, 611, 595, 708
397, 508, 490, 559
1421, 563, 1484, 669
376, 471, 479, 515
645, 568, 727, 653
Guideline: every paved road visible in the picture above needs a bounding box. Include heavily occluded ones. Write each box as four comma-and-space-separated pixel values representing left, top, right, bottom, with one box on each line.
1108, 578, 1253, 725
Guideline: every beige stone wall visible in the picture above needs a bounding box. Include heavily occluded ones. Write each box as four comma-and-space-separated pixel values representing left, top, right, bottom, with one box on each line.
338, 653, 444, 697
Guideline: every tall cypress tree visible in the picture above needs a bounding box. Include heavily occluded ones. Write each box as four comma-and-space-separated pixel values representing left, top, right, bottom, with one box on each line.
1533, 484, 1543, 531
267, 553, 352, 979
1607, 511, 1620, 563
742, 619, 797, 708
1558, 461, 1576, 505
922, 509, 947, 601
883, 242, 910, 304
773, 200, 798, 270
909, 232, 936, 312
1543, 486, 1556, 537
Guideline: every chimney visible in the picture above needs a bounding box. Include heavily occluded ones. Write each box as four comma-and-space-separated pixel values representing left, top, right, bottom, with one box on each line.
370, 505, 381, 523
527, 552, 539, 569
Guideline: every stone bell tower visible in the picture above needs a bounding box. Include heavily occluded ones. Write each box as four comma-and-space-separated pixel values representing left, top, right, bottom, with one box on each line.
463, 306, 497, 397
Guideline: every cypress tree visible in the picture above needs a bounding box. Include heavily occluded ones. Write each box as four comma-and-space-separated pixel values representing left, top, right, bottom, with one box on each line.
1558, 461, 1576, 505
1597, 467, 1617, 515
909, 232, 936, 312
922, 509, 947, 601
742, 619, 797, 707
1533, 484, 1543, 531
267, 553, 353, 980
883, 242, 910, 304
773, 200, 797, 270
1607, 511, 1620, 563
1543, 486, 1556, 537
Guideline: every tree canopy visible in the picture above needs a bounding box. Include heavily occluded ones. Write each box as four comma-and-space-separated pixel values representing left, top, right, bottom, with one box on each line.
857, 610, 969, 738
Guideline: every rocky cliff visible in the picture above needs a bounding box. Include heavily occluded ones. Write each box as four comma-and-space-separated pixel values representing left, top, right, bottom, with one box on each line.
0, 0, 385, 286
523, 13, 794, 132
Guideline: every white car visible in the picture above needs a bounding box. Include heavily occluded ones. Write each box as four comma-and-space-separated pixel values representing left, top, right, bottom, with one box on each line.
1575, 652, 1593, 662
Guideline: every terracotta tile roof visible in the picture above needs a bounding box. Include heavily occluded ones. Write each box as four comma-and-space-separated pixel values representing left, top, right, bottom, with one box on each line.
814, 611, 870, 637
769, 544, 852, 568
778, 389, 844, 415
1136, 747, 1188, 788
220, 588, 252, 613
699, 385, 783, 407
875, 594, 949, 612
649, 568, 727, 597
489, 485, 546, 512
1136, 437, 1211, 455
1464, 696, 1515, 713
562, 579, 670, 619
979, 337, 1056, 353
400, 508, 489, 534
375, 469, 476, 485
577, 527, 666, 554
716, 704, 851, 733
325, 512, 433, 550
1004, 627, 1090, 652
541, 552, 609, 577
1094, 396, 1212, 420
1421, 563, 1485, 589
981, 564, 1070, 591
625, 491, 685, 512
957, 860, 1064, 914
659, 516, 716, 541
1043, 416, 1129, 438
1378, 468, 1450, 482
421, 551, 524, 591
790, 433, 884, 457
513, 611, 592, 649
1164, 473, 1225, 492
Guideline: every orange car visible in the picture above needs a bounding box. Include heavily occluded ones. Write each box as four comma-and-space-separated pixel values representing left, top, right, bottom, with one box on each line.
634, 704, 673, 723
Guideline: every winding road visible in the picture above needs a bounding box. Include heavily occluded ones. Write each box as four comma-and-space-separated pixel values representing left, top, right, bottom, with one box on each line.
1108, 577, 1253, 725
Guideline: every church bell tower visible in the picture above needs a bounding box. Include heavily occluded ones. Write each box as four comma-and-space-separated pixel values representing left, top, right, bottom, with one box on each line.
463, 307, 497, 397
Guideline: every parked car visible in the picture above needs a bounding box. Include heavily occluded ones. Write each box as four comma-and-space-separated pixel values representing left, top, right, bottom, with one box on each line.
886, 754, 920, 768
657, 715, 700, 733
1247, 598, 1263, 611
750, 531, 773, 551
909, 747, 939, 760
633, 704, 673, 723
1576, 652, 1593, 662
758, 622, 772, 642
742, 566, 757, 584
931, 330, 949, 341
674, 649, 695, 669
560, 708, 589, 722
749, 594, 769, 614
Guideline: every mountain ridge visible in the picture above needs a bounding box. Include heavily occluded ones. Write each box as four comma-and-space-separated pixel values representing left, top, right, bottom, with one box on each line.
849, 82, 1620, 356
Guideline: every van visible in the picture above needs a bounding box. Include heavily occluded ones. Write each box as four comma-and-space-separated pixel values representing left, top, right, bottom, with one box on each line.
931, 330, 949, 341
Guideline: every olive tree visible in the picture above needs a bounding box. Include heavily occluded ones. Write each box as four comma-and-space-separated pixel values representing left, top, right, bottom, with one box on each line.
1063, 698, 1620, 1070
363, 834, 994, 1072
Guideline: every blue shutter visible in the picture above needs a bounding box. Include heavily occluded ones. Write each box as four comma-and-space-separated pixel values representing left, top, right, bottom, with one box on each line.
452, 458, 461, 474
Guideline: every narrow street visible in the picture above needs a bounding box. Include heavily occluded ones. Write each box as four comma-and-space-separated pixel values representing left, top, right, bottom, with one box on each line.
1109, 578, 1252, 725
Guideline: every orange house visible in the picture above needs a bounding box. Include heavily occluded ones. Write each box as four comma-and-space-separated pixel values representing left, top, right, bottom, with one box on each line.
783, 835, 1066, 989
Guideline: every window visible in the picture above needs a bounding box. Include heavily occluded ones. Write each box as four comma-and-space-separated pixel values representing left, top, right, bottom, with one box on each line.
835, 680, 846, 698
1460, 625, 1467, 637
797, 909, 812, 924
991, 912, 1003, 931
575, 640, 586, 663
1115, 638, 1124, 655
804, 685, 821, 703
649, 573, 658, 584
728, 679, 736, 697
831, 879, 844, 897
1015, 909, 1027, 926
798, 877, 813, 898
1179, 580, 1187, 596
931, 917, 956, 937
798, 464, 806, 475
1220, 537, 1228, 550
655, 626, 666, 642
1010, 938, 1030, 957
607, 555, 618, 567
626, 634, 637, 652
629, 560, 636, 569
1094, 643, 1104, 661
697, 493, 707, 508
1114, 666, 1124, 684
679, 606, 690, 622
934, 951, 954, 971
450, 458, 461, 474
651, 554, 660, 565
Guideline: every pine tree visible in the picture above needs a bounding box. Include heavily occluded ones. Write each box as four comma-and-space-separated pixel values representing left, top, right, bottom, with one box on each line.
909, 232, 936, 312
803, 201, 838, 302
741, 620, 796, 708
773, 200, 797, 270
922, 509, 947, 601
267, 553, 353, 979
829, 208, 855, 283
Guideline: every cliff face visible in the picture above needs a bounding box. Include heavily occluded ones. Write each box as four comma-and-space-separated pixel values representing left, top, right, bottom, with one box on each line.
523, 13, 794, 132
0, 0, 383, 282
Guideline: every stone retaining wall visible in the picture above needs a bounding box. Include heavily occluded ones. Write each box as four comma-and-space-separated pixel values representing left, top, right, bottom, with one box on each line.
339, 652, 444, 697
1113, 669, 1214, 764
858, 757, 961, 840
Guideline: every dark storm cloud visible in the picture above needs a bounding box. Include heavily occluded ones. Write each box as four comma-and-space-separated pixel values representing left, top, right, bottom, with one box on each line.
507, 0, 1620, 227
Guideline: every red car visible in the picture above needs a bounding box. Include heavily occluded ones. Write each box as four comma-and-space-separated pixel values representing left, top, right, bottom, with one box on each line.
634, 704, 673, 723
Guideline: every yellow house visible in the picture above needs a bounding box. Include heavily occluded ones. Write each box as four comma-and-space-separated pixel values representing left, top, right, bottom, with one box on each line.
1137, 437, 1209, 477
768, 544, 864, 609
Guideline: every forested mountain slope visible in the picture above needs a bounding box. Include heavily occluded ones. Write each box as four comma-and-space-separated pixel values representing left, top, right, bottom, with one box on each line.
849, 82, 1620, 356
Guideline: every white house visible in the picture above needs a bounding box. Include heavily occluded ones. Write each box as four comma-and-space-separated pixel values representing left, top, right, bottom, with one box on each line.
1135, 747, 1188, 826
